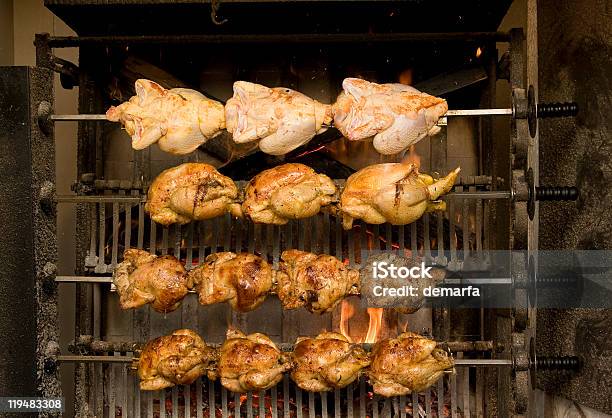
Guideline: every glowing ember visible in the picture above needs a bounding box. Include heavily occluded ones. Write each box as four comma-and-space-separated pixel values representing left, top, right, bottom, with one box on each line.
364, 308, 384, 344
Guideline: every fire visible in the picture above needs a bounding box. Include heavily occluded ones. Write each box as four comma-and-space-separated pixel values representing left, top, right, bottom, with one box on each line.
364, 308, 383, 344
476, 47, 483, 58
401, 145, 421, 169
339, 299, 356, 341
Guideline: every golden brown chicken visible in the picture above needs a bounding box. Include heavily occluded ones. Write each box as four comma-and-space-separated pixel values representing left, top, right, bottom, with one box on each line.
216, 329, 291, 393
187, 252, 274, 312
106, 79, 225, 155
277, 250, 360, 314
291, 332, 370, 392
241, 163, 337, 225
340, 162, 460, 230
137, 329, 217, 391
113, 249, 189, 313
145, 163, 241, 226
225, 81, 333, 155
368, 332, 454, 397
332, 78, 448, 155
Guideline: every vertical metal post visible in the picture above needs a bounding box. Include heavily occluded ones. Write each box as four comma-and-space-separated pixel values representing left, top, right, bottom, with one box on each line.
0, 65, 62, 403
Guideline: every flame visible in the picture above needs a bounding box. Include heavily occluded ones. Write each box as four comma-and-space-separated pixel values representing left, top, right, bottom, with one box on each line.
339, 299, 356, 340
364, 308, 384, 344
476, 47, 483, 58
401, 145, 421, 170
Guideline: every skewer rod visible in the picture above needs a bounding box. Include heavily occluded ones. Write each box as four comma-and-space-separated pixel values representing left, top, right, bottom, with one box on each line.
49, 109, 514, 122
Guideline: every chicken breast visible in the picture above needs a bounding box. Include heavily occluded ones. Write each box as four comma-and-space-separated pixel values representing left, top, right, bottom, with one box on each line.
340, 162, 460, 230
277, 250, 360, 314
137, 329, 217, 391
145, 163, 241, 226
225, 81, 332, 155
187, 252, 274, 312
113, 249, 188, 313
242, 163, 337, 225
333, 78, 448, 155
106, 79, 225, 154
368, 332, 454, 397
216, 329, 291, 393
291, 332, 370, 392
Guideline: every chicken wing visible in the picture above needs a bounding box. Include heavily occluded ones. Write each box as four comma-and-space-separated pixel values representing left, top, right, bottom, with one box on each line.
106, 79, 225, 154
333, 78, 448, 155
113, 249, 188, 313
277, 250, 360, 314
216, 329, 291, 393
242, 163, 337, 225
187, 252, 274, 312
225, 81, 332, 155
145, 162, 241, 226
340, 162, 460, 229
137, 329, 217, 391
368, 332, 454, 397
291, 332, 370, 392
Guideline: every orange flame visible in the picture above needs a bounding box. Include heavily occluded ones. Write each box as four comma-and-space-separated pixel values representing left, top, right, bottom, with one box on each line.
401, 145, 421, 170
364, 308, 384, 344
340, 299, 356, 340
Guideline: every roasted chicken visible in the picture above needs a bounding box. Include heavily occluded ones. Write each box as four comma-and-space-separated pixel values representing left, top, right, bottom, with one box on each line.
216, 329, 291, 393
137, 329, 217, 391
333, 78, 448, 155
145, 163, 241, 226
340, 162, 460, 230
225, 81, 333, 155
291, 332, 370, 392
368, 332, 454, 397
277, 250, 360, 314
113, 249, 188, 313
106, 79, 225, 154
187, 252, 274, 312
241, 163, 337, 225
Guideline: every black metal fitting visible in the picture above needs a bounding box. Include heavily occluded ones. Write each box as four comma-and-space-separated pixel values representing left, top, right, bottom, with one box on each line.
535, 356, 581, 371
525, 168, 579, 220
43, 358, 57, 375
537, 102, 579, 118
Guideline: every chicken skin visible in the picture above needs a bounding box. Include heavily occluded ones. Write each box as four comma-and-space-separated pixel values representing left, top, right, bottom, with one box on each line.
241, 163, 337, 225
332, 78, 448, 155
216, 329, 291, 393
368, 332, 454, 397
145, 163, 241, 226
137, 329, 217, 391
113, 249, 188, 313
225, 81, 333, 155
106, 79, 225, 154
277, 250, 360, 314
340, 162, 460, 230
187, 252, 274, 312
291, 332, 370, 392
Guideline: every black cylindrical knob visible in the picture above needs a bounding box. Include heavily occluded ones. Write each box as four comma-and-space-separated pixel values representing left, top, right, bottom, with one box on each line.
537, 102, 578, 118
535, 356, 581, 371
535, 186, 579, 201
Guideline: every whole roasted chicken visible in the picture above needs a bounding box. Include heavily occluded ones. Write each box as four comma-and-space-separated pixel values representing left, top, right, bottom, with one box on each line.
277, 250, 360, 314
333, 78, 448, 155
187, 252, 274, 312
216, 329, 291, 393
137, 329, 217, 391
145, 163, 241, 226
225, 81, 333, 155
106, 79, 225, 154
241, 163, 337, 225
291, 332, 370, 392
113, 249, 188, 313
368, 332, 454, 397
340, 162, 460, 230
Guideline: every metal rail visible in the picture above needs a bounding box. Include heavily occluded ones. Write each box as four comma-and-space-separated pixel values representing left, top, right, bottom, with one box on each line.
46, 32, 511, 48
50, 108, 515, 122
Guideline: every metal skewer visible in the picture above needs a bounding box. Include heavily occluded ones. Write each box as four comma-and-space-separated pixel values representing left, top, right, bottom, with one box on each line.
49, 109, 515, 122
